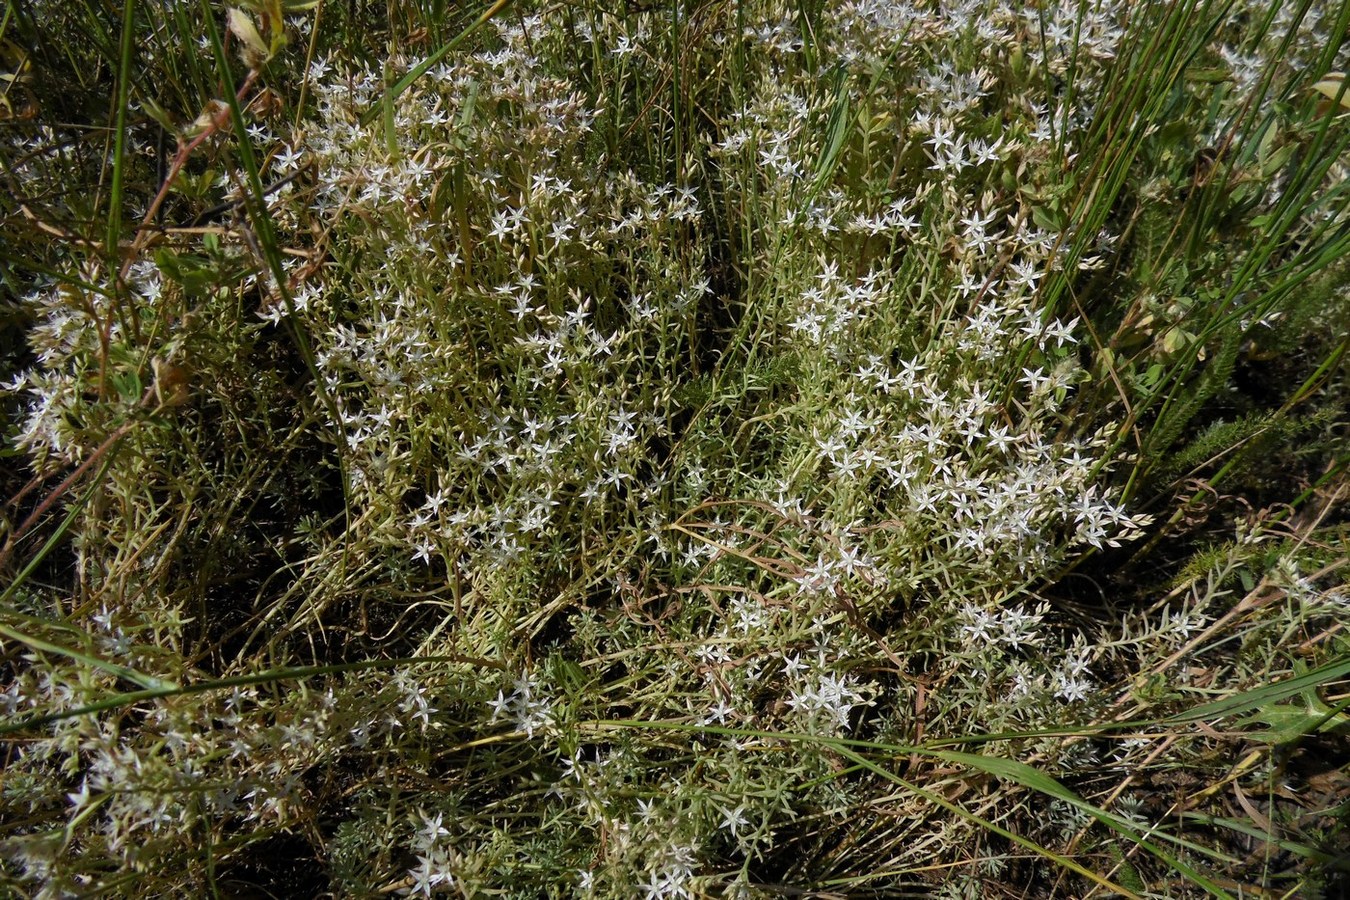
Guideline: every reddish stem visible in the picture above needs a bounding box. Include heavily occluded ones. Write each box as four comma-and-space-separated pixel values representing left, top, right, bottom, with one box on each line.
0, 418, 140, 575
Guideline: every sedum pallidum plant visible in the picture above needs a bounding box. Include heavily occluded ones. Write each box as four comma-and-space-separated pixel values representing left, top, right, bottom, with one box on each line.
1, 0, 1346, 897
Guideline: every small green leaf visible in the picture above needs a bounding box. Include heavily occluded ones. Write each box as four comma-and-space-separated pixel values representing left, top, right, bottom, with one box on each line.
139, 97, 180, 136
1260, 142, 1297, 178
110, 369, 142, 403
1235, 693, 1350, 744
1133, 671, 1181, 703
1031, 203, 1064, 232
551, 657, 587, 695
155, 248, 219, 294
810, 67, 852, 195
1140, 363, 1165, 390
1160, 327, 1197, 359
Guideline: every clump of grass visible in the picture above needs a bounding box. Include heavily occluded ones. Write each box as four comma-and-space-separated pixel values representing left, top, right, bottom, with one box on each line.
1, 0, 1347, 897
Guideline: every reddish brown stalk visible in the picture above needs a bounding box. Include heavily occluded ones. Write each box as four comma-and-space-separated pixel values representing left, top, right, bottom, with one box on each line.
0, 392, 150, 574
99, 70, 260, 398
121, 69, 261, 281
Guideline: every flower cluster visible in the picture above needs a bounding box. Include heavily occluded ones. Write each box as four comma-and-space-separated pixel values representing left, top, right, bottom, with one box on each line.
2, 0, 1346, 896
